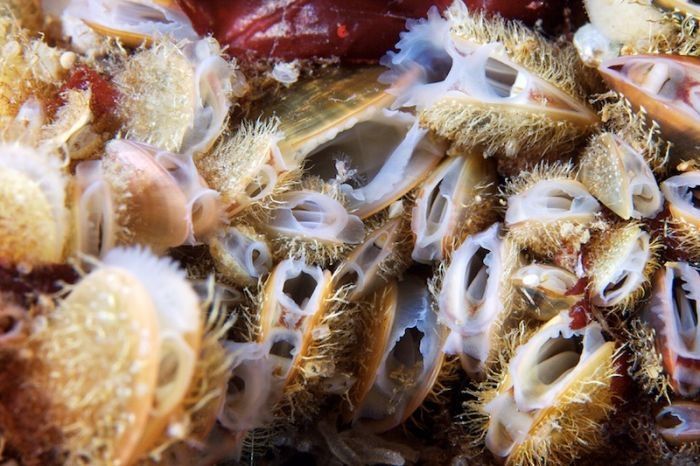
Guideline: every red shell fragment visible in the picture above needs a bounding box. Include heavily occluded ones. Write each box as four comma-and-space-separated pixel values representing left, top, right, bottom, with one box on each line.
176, 0, 451, 62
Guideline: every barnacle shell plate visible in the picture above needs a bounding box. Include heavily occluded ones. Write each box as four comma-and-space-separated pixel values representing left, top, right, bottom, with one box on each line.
662, 171, 700, 228
656, 401, 700, 445
511, 264, 581, 321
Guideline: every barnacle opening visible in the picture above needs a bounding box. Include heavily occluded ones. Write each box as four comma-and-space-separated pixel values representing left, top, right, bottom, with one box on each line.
511, 264, 580, 321
662, 171, 700, 227
209, 226, 272, 286
655, 402, 700, 445
506, 179, 600, 226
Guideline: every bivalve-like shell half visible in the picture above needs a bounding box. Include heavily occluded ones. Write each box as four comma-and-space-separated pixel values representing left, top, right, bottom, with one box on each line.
644, 262, 700, 397
599, 55, 700, 155
585, 222, 659, 309
0, 143, 68, 265
481, 312, 617, 465
411, 151, 497, 263
580, 132, 664, 220
351, 276, 447, 433
662, 170, 700, 261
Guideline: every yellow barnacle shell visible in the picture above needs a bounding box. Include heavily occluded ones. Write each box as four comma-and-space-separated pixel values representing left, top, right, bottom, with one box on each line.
0, 145, 68, 265
31, 265, 161, 465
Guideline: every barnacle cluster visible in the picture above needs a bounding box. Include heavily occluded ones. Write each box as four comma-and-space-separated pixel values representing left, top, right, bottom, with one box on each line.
0, 1, 699, 465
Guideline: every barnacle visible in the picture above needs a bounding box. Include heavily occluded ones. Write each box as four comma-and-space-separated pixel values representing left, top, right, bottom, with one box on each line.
644, 261, 700, 397
599, 54, 700, 158
208, 225, 273, 287
662, 170, 700, 262
350, 276, 448, 433
510, 263, 582, 322
73, 139, 220, 257
411, 151, 497, 263
505, 163, 602, 257
585, 222, 661, 310
471, 312, 619, 466
656, 401, 700, 445
0, 143, 69, 265
114, 37, 245, 155
382, 5, 597, 161
435, 223, 521, 375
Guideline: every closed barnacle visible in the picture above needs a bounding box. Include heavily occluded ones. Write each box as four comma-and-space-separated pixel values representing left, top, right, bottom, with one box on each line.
511, 263, 582, 322
504, 163, 602, 257
661, 170, 700, 262
208, 225, 273, 288
644, 261, 700, 397
599, 54, 700, 159
584, 222, 661, 311
114, 36, 245, 156
382, 5, 597, 165
0, 143, 69, 266
471, 312, 619, 466
411, 151, 497, 263
73, 139, 219, 257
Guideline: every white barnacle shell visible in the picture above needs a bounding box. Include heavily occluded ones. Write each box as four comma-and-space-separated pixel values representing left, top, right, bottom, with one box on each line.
644, 262, 700, 397
411, 151, 495, 263
662, 170, 700, 229
264, 190, 365, 246
438, 223, 505, 374
352, 276, 446, 433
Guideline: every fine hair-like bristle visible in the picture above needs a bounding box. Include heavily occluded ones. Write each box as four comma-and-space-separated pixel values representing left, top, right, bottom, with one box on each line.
625, 318, 671, 401
666, 217, 700, 263
114, 40, 194, 152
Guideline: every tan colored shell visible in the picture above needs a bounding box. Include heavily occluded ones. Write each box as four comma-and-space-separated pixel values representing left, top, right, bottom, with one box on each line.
209, 225, 273, 287
580, 132, 663, 220
0, 144, 68, 265
585, 222, 661, 310
511, 263, 582, 321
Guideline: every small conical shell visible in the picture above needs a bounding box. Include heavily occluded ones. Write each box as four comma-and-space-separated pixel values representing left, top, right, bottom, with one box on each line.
412, 151, 496, 263
585, 222, 659, 309
644, 261, 700, 397
580, 132, 663, 220
209, 225, 273, 287
0, 144, 68, 265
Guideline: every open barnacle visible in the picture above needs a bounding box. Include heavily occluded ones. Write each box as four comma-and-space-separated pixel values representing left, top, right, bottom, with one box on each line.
580, 132, 663, 220
644, 262, 700, 397
0, 143, 69, 265
209, 225, 273, 288
505, 163, 601, 257
381, 5, 597, 161
55, 0, 198, 47
656, 401, 700, 445
511, 264, 582, 322
196, 118, 289, 217
585, 222, 659, 310
115, 36, 245, 155
73, 139, 219, 257
333, 216, 412, 301
350, 275, 447, 433
24, 247, 208, 465
599, 55, 700, 156
254, 187, 365, 264
411, 151, 496, 263
436, 223, 517, 375
478, 312, 618, 465
662, 170, 700, 261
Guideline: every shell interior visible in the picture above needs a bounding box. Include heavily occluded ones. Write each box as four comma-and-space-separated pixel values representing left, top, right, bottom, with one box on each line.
505, 179, 600, 226
511, 264, 581, 321
438, 223, 502, 374
354, 276, 445, 432
266, 190, 365, 244
646, 262, 700, 396
304, 109, 444, 219
662, 171, 700, 228
656, 401, 700, 445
